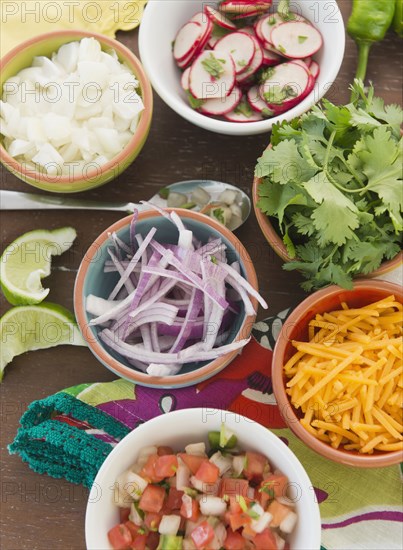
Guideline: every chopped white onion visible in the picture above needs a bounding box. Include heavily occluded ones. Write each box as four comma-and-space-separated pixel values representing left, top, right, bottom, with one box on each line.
0, 37, 144, 176
280, 510, 298, 534
158, 515, 181, 536
185, 442, 206, 456
199, 495, 227, 516
209, 451, 232, 476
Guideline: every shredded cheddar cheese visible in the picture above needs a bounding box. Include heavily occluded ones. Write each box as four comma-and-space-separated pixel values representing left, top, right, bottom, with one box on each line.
284, 295, 403, 454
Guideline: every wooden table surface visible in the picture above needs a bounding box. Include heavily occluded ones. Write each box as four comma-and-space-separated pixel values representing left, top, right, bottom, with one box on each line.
0, 1, 402, 548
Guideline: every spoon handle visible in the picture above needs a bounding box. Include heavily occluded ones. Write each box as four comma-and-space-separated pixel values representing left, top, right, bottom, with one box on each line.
0, 190, 144, 213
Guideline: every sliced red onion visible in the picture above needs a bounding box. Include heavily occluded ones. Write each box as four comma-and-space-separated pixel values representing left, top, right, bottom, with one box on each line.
146, 363, 182, 376
218, 261, 268, 309
107, 249, 135, 294
170, 288, 203, 353
108, 227, 157, 301
130, 209, 138, 253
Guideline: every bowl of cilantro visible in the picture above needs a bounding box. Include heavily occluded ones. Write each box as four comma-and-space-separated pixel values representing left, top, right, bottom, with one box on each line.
252, 80, 402, 291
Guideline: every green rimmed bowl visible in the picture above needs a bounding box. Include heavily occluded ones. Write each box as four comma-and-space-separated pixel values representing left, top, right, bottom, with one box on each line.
0, 30, 153, 193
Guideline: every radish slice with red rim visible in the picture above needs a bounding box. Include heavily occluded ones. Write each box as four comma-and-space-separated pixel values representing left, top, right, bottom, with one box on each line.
303, 56, 312, 67
173, 21, 203, 62
270, 21, 323, 59
181, 66, 191, 90
310, 60, 320, 78
219, 1, 269, 14
204, 5, 237, 30
214, 32, 256, 74
189, 50, 235, 99
259, 62, 310, 113
230, 9, 265, 19
236, 36, 263, 83
262, 47, 282, 66
224, 108, 263, 122
247, 86, 274, 116
291, 59, 310, 71
199, 86, 242, 116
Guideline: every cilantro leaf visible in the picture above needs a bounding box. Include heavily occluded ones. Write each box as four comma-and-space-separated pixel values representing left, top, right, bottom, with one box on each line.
201, 53, 226, 79
303, 171, 360, 246
255, 140, 316, 182
186, 90, 205, 110
234, 98, 253, 118
355, 127, 403, 230
257, 178, 309, 226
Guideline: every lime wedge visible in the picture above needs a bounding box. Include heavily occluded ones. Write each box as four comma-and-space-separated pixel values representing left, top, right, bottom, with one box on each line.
0, 227, 77, 305
0, 302, 86, 381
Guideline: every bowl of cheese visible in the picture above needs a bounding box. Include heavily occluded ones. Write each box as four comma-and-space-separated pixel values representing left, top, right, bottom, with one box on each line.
272, 280, 403, 467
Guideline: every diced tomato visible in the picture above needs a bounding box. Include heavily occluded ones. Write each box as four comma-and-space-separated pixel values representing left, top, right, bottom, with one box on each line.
268, 500, 293, 527
223, 528, 245, 550
178, 453, 207, 475
140, 454, 165, 483
180, 497, 200, 522
191, 521, 215, 549
253, 528, 278, 550
139, 485, 166, 514
227, 512, 251, 532
146, 531, 160, 550
243, 451, 268, 482
157, 445, 174, 456
144, 511, 162, 531
155, 454, 178, 478
228, 496, 242, 514
195, 460, 219, 483
166, 487, 184, 511
108, 523, 132, 550
219, 478, 249, 499
130, 533, 147, 550
125, 521, 141, 539
258, 474, 288, 506
119, 507, 131, 522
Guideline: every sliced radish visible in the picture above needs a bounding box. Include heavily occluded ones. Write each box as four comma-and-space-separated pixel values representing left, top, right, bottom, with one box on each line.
189, 50, 235, 99
199, 86, 242, 115
173, 22, 202, 62
262, 47, 282, 66
204, 6, 237, 30
256, 13, 283, 44
219, 1, 269, 14
190, 11, 213, 55
270, 21, 323, 59
224, 108, 263, 122
181, 67, 191, 90
259, 61, 310, 113
231, 9, 264, 19
236, 36, 263, 83
291, 59, 310, 71
303, 56, 312, 67
208, 35, 220, 49
310, 60, 320, 79
214, 32, 256, 75
247, 86, 273, 115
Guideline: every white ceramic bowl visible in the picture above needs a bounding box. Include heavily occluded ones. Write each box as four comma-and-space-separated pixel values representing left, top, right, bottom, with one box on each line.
139, 0, 345, 136
85, 409, 321, 549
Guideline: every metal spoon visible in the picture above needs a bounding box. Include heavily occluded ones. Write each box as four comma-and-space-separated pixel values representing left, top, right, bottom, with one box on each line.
0, 180, 251, 231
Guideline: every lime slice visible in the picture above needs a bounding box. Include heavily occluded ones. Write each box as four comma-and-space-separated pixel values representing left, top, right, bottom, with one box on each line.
0, 302, 86, 381
0, 227, 77, 305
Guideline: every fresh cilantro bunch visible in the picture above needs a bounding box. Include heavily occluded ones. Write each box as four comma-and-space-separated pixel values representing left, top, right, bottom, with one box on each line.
255, 80, 402, 291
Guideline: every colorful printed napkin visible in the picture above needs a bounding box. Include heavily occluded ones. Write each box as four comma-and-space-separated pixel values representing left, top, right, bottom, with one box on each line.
0, 0, 146, 55
9, 311, 402, 550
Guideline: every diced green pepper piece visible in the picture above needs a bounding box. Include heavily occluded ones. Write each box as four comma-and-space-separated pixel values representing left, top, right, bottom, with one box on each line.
157, 535, 183, 550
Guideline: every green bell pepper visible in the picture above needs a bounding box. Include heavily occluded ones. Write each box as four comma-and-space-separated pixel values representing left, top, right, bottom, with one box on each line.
393, 0, 403, 36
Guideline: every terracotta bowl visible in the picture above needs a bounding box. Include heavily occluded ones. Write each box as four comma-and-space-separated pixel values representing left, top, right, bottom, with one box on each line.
74, 209, 259, 389
0, 30, 153, 193
272, 280, 403, 467
252, 151, 403, 279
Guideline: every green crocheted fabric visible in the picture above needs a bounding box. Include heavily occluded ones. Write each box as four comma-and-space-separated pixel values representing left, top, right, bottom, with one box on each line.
9, 392, 129, 487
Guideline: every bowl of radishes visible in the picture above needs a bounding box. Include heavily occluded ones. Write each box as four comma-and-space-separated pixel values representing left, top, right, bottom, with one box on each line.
0, 30, 153, 193
139, 0, 344, 136
86, 409, 321, 550
74, 207, 267, 388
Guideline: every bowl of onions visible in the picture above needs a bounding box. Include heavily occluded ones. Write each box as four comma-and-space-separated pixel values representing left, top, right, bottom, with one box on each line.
0, 30, 153, 193
74, 207, 267, 388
